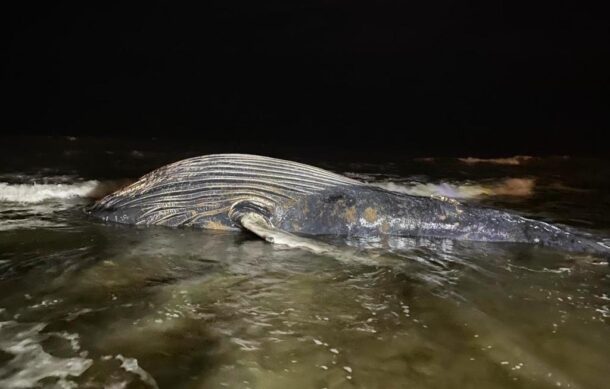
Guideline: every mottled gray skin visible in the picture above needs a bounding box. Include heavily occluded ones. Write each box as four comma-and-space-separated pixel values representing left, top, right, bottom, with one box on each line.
89, 154, 609, 257
271, 185, 608, 256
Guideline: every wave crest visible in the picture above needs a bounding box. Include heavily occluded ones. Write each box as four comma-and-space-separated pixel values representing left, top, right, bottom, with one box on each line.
374, 178, 535, 199
458, 156, 534, 165
0, 180, 131, 203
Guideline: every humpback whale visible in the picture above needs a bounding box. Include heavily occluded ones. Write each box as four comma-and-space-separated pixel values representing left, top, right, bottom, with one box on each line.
88, 154, 609, 257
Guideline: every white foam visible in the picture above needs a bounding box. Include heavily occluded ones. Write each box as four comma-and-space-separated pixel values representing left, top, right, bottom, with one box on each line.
0, 179, 131, 203
116, 354, 159, 388
0, 181, 101, 203
458, 156, 534, 165
373, 178, 535, 199
0, 321, 92, 388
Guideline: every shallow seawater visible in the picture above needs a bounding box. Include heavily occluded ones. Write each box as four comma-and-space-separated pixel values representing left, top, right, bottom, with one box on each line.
1, 137, 609, 388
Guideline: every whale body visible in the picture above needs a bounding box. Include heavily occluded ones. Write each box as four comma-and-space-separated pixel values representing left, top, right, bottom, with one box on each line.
88, 154, 609, 257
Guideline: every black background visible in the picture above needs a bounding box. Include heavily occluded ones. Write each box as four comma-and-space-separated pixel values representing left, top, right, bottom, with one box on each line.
3, 1, 609, 156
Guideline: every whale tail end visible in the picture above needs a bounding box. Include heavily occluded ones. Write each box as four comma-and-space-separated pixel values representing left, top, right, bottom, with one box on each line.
522, 220, 610, 259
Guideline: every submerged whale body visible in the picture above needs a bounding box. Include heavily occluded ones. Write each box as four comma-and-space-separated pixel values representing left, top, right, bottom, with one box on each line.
88, 154, 609, 257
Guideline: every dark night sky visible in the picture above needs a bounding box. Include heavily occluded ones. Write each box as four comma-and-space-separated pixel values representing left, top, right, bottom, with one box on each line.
3, 1, 609, 155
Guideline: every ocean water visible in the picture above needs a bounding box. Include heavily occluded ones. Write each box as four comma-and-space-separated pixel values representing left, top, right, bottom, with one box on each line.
1, 137, 609, 388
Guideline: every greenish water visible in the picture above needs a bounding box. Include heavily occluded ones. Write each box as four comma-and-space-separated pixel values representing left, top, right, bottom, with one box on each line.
1, 138, 609, 388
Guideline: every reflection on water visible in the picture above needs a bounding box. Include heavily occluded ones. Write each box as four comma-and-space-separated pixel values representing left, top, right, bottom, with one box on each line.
1, 143, 609, 388
1, 222, 609, 388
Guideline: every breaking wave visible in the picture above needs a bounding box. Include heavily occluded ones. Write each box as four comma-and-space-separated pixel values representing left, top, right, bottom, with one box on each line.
0, 177, 131, 230
0, 180, 130, 203
373, 178, 536, 199
458, 156, 534, 165
0, 181, 101, 203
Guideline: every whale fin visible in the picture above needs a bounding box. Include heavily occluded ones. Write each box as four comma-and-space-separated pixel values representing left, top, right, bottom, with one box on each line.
229, 200, 380, 265
228, 200, 333, 253
240, 212, 335, 254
